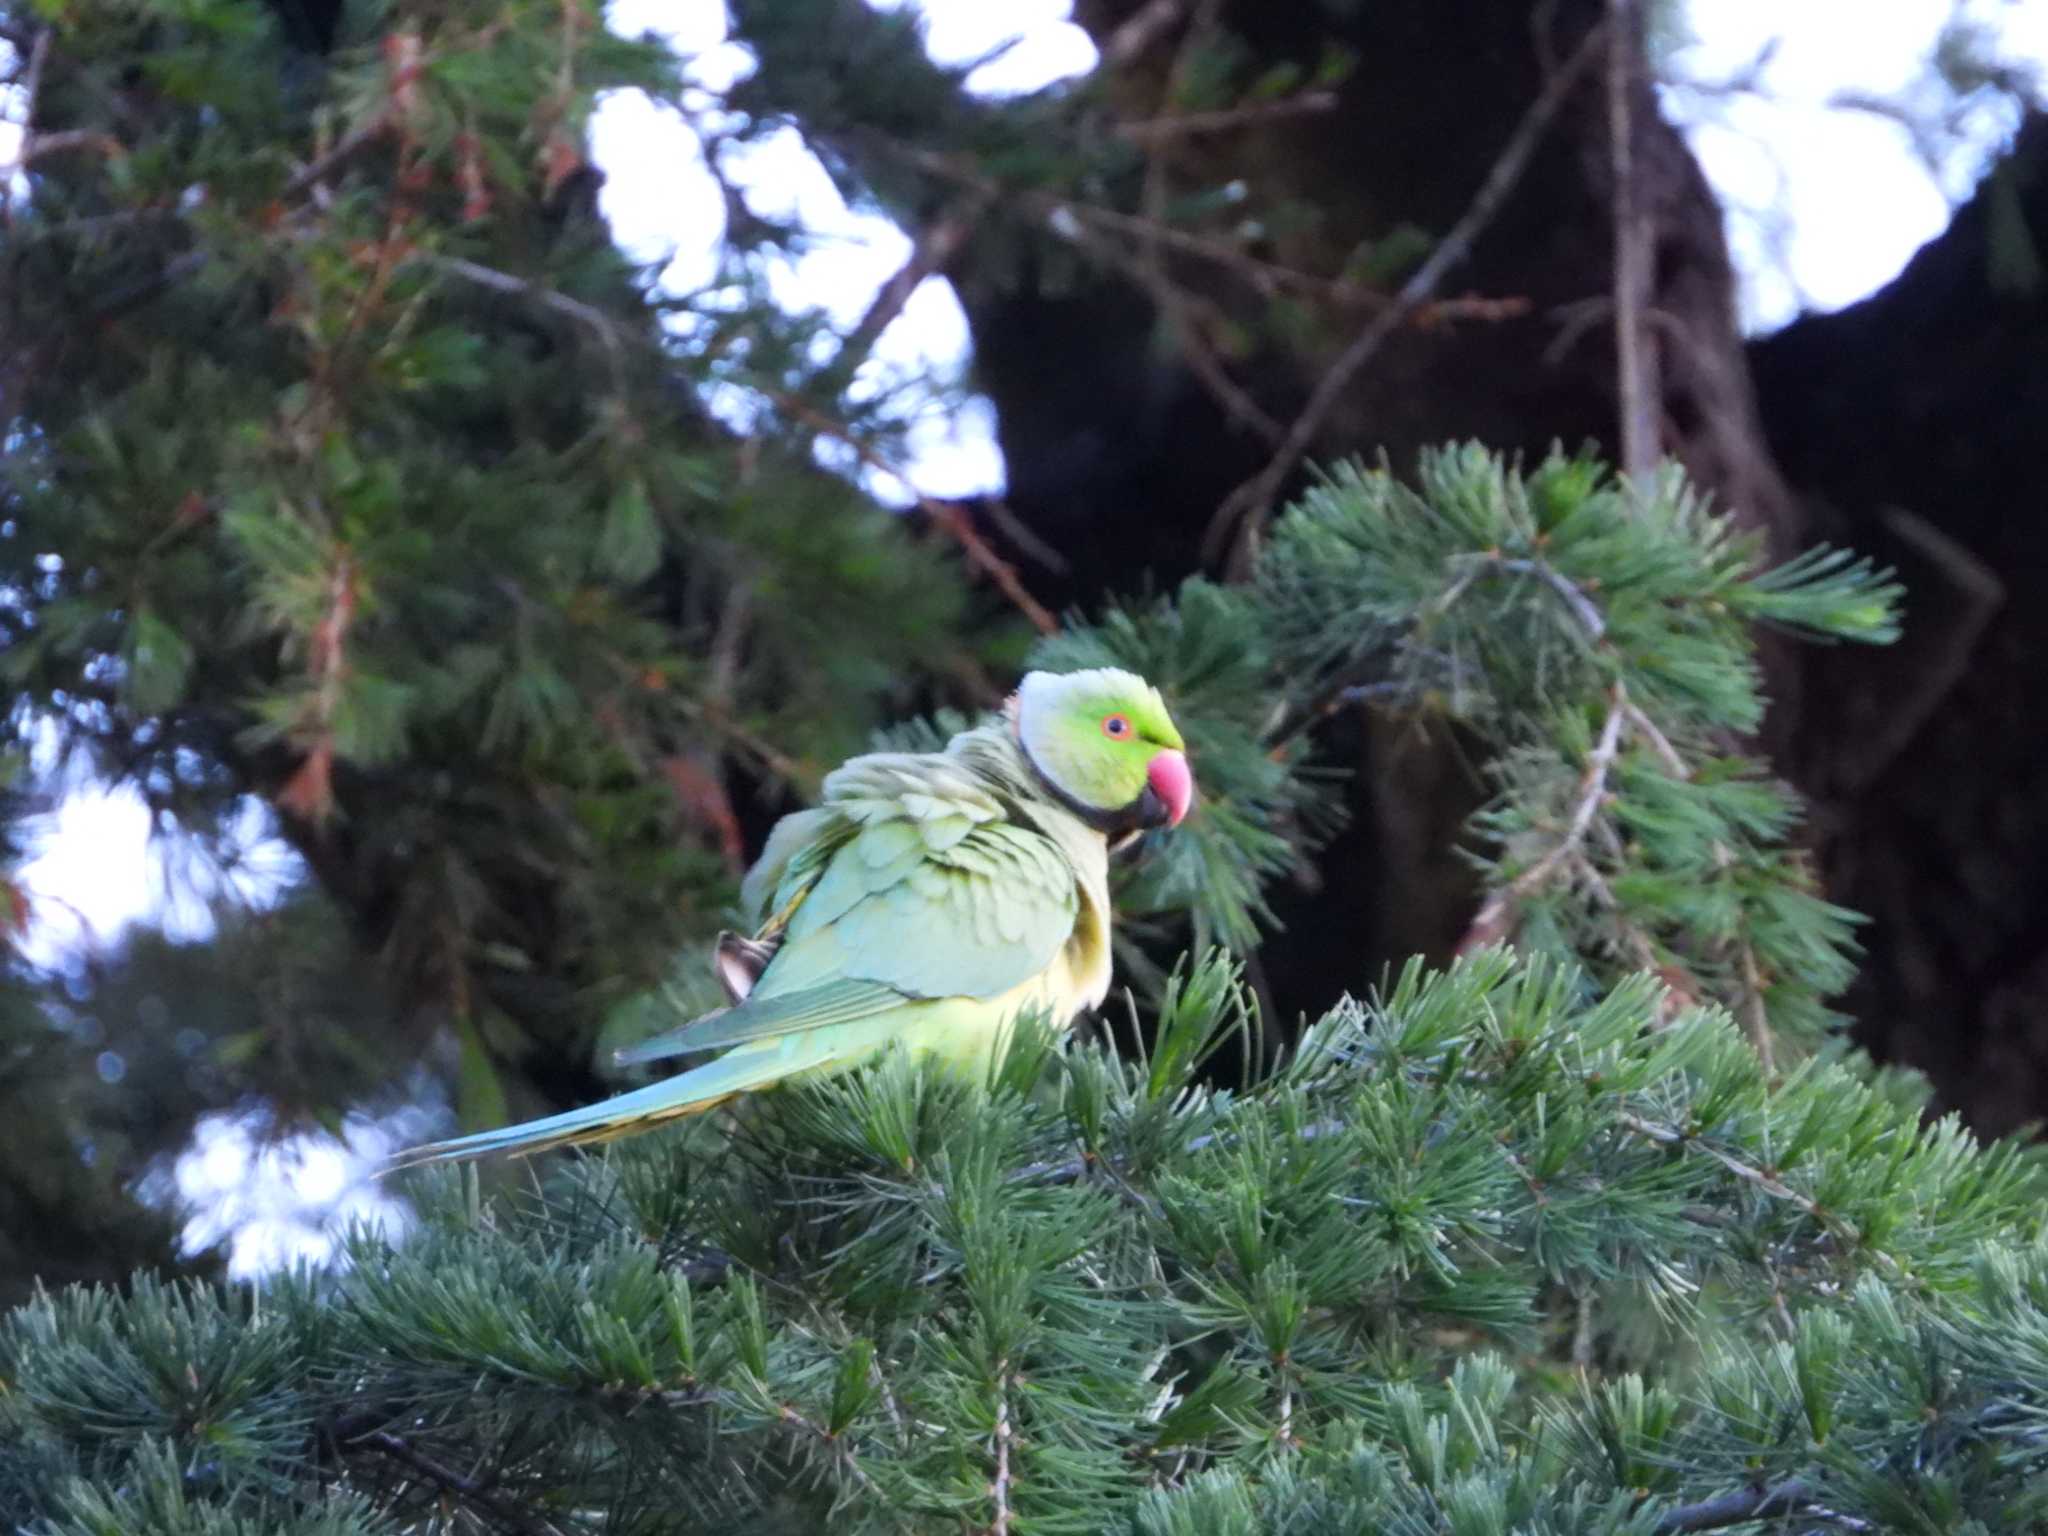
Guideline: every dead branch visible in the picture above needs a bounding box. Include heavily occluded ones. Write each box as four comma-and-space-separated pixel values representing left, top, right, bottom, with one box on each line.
1462, 683, 1627, 950
1607, 0, 1660, 484
772, 395, 1058, 635
988, 1368, 1016, 1535
832, 193, 988, 382
281, 117, 392, 202
1, 29, 53, 225
1829, 506, 2004, 794
1117, 90, 1340, 142
1098, 0, 1190, 72
1650, 1477, 1872, 1535
1202, 19, 1607, 568
1129, 0, 1284, 444
357, 1431, 561, 1536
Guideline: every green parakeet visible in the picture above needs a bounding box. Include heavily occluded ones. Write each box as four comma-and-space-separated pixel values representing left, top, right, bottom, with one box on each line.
388, 668, 1192, 1168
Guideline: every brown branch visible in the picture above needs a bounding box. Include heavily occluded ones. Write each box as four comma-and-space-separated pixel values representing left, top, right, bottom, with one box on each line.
1829, 506, 2004, 794
1461, 681, 1626, 950
1127, 0, 1283, 445
2, 30, 52, 213
1607, 0, 1660, 483
1734, 933, 1776, 1077
832, 194, 988, 382
1202, 19, 1606, 568
15, 27, 50, 119
772, 395, 1058, 634
1651, 1478, 1842, 1534
988, 1367, 1015, 1536
1097, 0, 1190, 72
358, 1431, 558, 1535
281, 117, 391, 202
875, 135, 1529, 329
422, 253, 626, 365
1117, 90, 1340, 142
1617, 1110, 1903, 1285
15, 128, 126, 164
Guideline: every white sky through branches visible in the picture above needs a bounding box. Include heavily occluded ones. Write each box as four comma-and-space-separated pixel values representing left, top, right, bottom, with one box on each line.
3, 0, 2043, 1274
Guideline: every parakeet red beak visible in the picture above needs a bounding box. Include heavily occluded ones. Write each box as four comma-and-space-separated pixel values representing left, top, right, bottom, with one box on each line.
1146, 749, 1193, 828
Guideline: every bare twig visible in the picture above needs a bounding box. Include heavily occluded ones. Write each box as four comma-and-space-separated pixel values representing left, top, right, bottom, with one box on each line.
1117, 91, 1340, 142
980, 496, 1069, 575
1491, 555, 1608, 640
1064, 197, 1530, 322
876, 135, 1528, 329
281, 117, 391, 202
1098, 0, 1189, 72
1623, 697, 1689, 778
1607, 0, 1660, 483
359, 1431, 558, 1535
1069, 199, 1282, 442
1256, 657, 1397, 750
423, 253, 626, 367
1829, 506, 2004, 793
989, 1367, 1016, 1535
777, 1399, 878, 1492
1617, 1110, 1904, 1286
832, 194, 988, 381
1651, 1478, 1822, 1534
773, 395, 1058, 634
2, 31, 54, 220
1570, 849, 1663, 975
1203, 19, 1606, 567
1130, 0, 1284, 445
1705, 834, 1779, 1077
1254, 548, 1605, 750
1462, 681, 1626, 949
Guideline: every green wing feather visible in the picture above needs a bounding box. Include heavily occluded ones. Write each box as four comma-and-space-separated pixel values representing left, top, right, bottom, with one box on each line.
617, 766, 1074, 1066
387, 747, 1090, 1170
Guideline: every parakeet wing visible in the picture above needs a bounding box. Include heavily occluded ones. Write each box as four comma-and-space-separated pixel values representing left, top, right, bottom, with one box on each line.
616, 767, 1079, 1067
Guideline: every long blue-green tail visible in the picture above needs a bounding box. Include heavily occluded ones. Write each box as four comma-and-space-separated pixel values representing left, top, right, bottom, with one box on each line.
381, 1036, 846, 1172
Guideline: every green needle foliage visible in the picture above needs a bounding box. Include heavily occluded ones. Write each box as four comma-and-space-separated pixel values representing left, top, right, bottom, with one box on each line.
1038, 446, 1897, 1069
7, 953, 2048, 1533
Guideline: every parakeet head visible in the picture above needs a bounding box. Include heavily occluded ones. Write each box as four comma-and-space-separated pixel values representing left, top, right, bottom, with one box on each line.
1012, 667, 1193, 833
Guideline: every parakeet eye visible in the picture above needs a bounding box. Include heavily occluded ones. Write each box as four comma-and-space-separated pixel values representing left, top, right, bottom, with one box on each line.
1102, 713, 1132, 739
